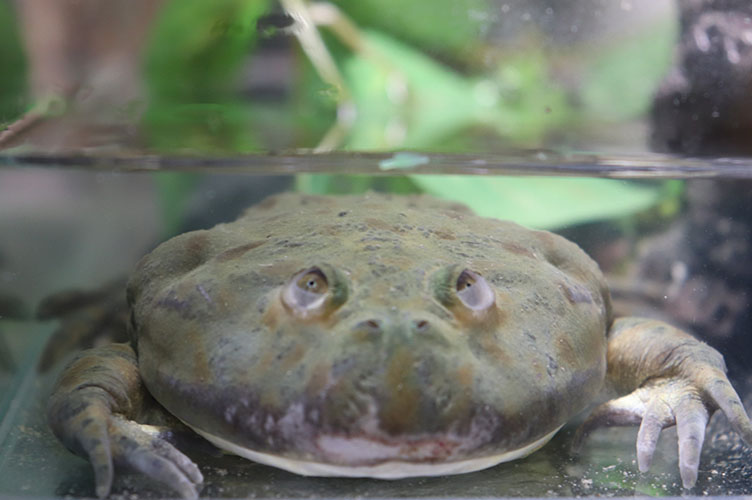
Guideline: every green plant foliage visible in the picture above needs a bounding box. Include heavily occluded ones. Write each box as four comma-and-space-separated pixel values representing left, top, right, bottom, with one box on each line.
0, 2, 27, 124
143, 102, 258, 153
410, 176, 663, 229
330, 0, 489, 61
145, 0, 269, 101
341, 30, 571, 150
296, 174, 664, 230
143, 0, 269, 152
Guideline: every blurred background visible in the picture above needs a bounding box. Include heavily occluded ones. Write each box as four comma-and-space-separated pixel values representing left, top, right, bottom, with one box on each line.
0, 0, 680, 154
3, 1, 752, 496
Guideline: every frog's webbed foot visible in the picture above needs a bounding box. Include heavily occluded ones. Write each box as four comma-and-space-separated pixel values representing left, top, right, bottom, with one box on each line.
48, 343, 203, 498
573, 317, 752, 489
37, 279, 128, 372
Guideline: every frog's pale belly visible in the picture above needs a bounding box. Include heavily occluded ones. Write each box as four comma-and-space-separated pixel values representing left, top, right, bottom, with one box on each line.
190, 424, 562, 478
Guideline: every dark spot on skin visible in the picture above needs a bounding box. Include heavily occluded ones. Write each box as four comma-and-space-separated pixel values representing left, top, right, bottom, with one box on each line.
501, 242, 535, 258
81, 417, 94, 428
216, 241, 266, 262
434, 229, 456, 240
186, 232, 210, 257
53, 400, 89, 422
256, 197, 278, 210
364, 217, 396, 231
156, 291, 196, 319
338, 211, 348, 217
560, 282, 593, 304
546, 353, 559, 377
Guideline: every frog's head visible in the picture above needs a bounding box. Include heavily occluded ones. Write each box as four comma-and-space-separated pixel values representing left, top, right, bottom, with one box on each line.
133, 193, 610, 475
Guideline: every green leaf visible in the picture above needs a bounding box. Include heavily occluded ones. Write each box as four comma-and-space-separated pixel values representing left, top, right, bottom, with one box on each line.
295, 174, 665, 230
330, 0, 489, 61
341, 30, 571, 150
145, 0, 269, 101
409, 176, 663, 229
0, 1, 27, 123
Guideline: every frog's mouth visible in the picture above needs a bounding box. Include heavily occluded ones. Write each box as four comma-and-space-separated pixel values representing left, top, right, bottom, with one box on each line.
187, 424, 562, 478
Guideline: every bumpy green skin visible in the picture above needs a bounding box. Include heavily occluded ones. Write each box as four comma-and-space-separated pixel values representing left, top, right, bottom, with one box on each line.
128, 193, 610, 464
47, 193, 751, 498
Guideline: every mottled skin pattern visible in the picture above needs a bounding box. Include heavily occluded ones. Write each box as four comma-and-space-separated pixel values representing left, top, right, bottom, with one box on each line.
47, 193, 752, 499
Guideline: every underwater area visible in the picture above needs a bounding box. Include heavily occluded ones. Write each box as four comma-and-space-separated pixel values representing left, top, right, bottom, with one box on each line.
2, 0, 752, 498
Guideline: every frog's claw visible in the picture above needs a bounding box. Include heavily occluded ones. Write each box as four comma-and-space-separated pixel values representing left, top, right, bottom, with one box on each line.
48, 344, 203, 498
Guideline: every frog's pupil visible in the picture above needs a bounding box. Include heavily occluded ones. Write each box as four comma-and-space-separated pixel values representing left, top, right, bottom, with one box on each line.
457, 272, 475, 291
300, 273, 325, 292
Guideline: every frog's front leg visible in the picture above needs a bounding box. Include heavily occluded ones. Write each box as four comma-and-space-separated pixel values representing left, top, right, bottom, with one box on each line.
48, 343, 203, 498
574, 317, 752, 488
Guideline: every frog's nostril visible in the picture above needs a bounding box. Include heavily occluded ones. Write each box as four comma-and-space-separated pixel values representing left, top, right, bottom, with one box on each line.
356, 319, 383, 333
413, 320, 430, 333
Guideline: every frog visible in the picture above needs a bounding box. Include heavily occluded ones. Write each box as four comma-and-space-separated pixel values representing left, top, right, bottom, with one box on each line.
47, 192, 752, 499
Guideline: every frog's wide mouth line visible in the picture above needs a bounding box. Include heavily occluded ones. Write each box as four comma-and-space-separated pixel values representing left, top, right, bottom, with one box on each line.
187, 424, 563, 478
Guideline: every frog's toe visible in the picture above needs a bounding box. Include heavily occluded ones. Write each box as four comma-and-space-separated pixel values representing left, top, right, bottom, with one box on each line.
706, 376, 752, 445
109, 416, 203, 499
48, 389, 115, 497
674, 393, 709, 488
636, 396, 672, 472
85, 418, 115, 498
73, 408, 115, 498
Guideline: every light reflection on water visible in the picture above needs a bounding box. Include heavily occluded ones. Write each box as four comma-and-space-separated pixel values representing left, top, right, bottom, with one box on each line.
3, 149, 752, 178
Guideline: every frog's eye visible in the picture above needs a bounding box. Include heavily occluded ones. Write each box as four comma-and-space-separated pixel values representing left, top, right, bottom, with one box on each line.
456, 269, 495, 311
283, 267, 329, 314
296, 268, 328, 296
282, 265, 348, 317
